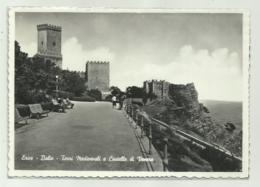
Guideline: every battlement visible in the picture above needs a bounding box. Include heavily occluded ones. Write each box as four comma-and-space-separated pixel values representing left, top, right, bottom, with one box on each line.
86, 61, 110, 65
144, 79, 170, 99
144, 79, 168, 83
36, 23, 62, 68
37, 24, 62, 31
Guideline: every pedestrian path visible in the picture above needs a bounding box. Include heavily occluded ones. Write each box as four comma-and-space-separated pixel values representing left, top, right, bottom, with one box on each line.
15, 101, 162, 171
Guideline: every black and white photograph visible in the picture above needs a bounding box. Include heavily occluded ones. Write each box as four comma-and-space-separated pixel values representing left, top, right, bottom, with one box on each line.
8, 8, 249, 178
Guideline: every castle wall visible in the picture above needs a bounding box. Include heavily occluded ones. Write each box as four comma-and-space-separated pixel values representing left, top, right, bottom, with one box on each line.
37, 30, 47, 54
144, 80, 170, 99
46, 29, 62, 56
162, 81, 170, 97
86, 62, 110, 92
143, 81, 151, 94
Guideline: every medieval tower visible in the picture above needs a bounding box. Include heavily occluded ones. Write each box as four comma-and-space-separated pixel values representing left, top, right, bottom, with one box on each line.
85, 61, 110, 93
35, 24, 62, 68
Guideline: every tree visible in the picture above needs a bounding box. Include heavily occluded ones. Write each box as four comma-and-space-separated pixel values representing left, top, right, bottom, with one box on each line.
110, 86, 122, 96
15, 40, 62, 103
29, 57, 58, 92
15, 41, 32, 104
126, 86, 145, 98
15, 40, 86, 103
87, 89, 102, 101
59, 70, 86, 97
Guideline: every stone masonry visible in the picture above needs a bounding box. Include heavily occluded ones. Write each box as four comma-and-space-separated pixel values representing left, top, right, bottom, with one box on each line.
35, 24, 62, 68
85, 61, 110, 93
143, 80, 170, 99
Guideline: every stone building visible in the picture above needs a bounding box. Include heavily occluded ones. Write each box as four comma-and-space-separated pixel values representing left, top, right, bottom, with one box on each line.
143, 80, 170, 99
35, 24, 62, 68
85, 61, 110, 93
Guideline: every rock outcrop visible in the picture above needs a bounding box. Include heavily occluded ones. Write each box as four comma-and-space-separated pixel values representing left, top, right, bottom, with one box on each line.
168, 83, 203, 117
143, 82, 242, 168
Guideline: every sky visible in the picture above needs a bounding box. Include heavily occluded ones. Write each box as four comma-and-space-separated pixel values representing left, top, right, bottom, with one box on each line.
15, 12, 243, 101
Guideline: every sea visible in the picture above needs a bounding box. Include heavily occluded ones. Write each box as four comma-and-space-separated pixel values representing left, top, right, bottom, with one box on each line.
201, 100, 243, 132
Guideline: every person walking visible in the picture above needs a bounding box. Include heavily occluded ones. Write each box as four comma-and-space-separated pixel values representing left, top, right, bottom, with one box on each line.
112, 95, 117, 108
118, 94, 125, 110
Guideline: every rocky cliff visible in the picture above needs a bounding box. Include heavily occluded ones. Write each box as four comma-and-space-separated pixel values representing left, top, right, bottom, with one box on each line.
142, 82, 242, 171
166, 83, 214, 135
169, 83, 202, 115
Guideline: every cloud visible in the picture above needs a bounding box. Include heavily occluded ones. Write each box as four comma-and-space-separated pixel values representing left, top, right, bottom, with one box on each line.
112, 45, 242, 101
62, 37, 115, 71
20, 37, 242, 101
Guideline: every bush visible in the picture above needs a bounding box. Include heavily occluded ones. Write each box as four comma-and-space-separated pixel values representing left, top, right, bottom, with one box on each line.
50, 90, 74, 99
87, 89, 102, 101
104, 94, 112, 102
15, 90, 31, 104
16, 102, 53, 117
126, 86, 145, 98
31, 91, 49, 103
16, 104, 30, 117
72, 96, 96, 102
16, 90, 49, 104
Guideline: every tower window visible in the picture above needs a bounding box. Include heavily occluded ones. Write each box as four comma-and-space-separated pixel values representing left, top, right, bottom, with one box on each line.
53, 41, 56, 46
41, 41, 43, 45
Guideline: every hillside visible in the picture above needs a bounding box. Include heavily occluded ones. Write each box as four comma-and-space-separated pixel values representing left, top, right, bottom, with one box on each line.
141, 83, 242, 171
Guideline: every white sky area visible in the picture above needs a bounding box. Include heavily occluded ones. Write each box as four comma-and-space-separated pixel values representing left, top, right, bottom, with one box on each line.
15, 13, 243, 101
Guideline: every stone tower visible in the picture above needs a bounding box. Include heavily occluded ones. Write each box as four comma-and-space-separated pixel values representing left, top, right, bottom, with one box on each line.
85, 61, 110, 93
144, 80, 170, 99
35, 24, 62, 68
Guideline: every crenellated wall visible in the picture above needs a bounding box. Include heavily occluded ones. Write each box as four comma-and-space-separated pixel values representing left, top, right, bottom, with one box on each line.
36, 24, 62, 68
144, 80, 170, 99
144, 80, 202, 117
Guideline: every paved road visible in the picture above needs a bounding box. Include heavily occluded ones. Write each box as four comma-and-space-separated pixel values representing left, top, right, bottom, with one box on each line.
15, 101, 148, 171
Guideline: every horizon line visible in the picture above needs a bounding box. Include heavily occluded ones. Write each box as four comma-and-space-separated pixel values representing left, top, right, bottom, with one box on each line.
199, 99, 242, 103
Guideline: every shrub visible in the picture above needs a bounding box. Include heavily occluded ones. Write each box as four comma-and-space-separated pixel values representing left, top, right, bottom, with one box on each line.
16, 102, 53, 117
50, 90, 74, 99
126, 86, 145, 98
104, 94, 112, 102
15, 90, 32, 104
16, 104, 30, 117
87, 89, 102, 101
31, 91, 49, 103
72, 96, 96, 102
16, 90, 49, 104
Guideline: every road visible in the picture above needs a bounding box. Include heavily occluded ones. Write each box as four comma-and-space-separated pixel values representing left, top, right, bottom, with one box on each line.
15, 101, 149, 171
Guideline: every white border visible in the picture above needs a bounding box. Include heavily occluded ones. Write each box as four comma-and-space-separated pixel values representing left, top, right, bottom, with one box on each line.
8, 7, 250, 178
